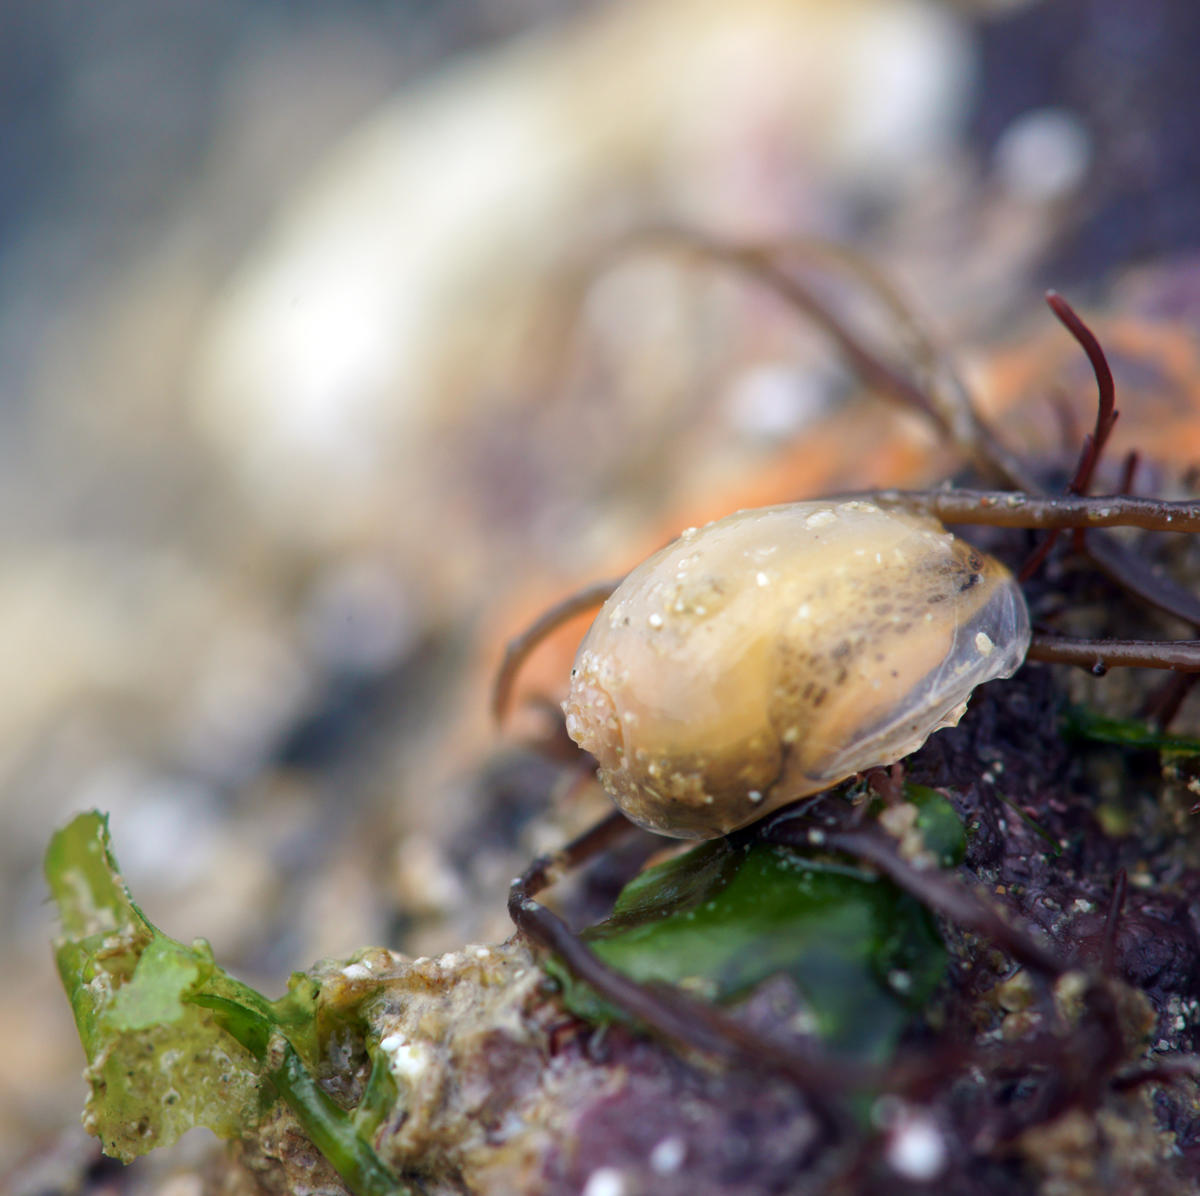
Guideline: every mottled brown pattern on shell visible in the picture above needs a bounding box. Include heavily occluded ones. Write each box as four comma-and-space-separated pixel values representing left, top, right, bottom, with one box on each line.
564, 501, 1030, 838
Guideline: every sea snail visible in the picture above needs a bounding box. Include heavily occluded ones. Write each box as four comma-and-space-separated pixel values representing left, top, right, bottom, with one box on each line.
563, 499, 1030, 839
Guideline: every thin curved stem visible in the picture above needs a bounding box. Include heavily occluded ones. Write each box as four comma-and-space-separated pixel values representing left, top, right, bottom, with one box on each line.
622, 226, 1037, 493
512, 808, 634, 895
1082, 529, 1200, 625
1045, 291, 1119, 501
760, 821, 1066, 978
1140, 672, 1200, 728
493, 579, 620, 724
1019, 293, 1120, 581
508, 812, 874, 1105
1117, 450, 1140, 496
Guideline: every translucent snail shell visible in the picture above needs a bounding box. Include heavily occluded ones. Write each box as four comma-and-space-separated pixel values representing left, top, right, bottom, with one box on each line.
563, 499, 1030, 839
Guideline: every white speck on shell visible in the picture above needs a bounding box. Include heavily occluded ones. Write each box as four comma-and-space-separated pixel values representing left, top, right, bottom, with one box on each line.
975, 631, 994, 656
804, 509, 836, 529
341, 963, 373, 981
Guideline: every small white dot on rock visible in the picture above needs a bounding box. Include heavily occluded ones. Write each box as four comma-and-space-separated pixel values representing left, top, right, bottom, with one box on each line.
582, 1167, 627, 1196
877, 1102, 947, 1182
650, 1136, 686, 1174
889, 1119, 946, 1180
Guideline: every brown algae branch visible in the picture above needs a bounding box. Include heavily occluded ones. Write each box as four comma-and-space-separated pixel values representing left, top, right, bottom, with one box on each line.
1027, 636, 1200, 673
622, 225, 1037, 493
493, 578, 622, 724
872, 489, 1200, 534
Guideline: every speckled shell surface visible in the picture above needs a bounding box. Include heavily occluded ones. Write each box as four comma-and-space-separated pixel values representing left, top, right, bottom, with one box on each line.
563, 499, 1030, 838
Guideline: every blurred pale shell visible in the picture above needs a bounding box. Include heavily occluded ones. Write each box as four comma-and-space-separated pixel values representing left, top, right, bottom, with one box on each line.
564, 500, 1029, 838
190, 0, 970, 540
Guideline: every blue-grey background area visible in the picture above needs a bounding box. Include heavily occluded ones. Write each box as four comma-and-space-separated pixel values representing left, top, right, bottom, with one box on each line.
0, 0, 571, 525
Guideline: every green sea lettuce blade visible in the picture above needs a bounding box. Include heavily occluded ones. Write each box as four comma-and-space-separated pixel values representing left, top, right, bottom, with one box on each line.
46, 811, 406, 1196
553, 789, 958, 1063
46, 811, 261, 1162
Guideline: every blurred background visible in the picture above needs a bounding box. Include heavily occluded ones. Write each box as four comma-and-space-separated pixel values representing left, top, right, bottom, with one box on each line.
6, 0, 1200, 1186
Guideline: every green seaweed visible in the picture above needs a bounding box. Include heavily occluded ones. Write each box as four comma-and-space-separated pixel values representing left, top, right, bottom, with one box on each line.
46, 811, 407, 1196
48, 790, 962, 1186
1063, 705, 1200, 757
908, 783, 965, 867
551, 788, 957, 1063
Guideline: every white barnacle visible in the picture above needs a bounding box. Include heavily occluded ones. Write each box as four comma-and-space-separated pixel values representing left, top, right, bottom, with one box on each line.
379, 1034, 429, 1085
